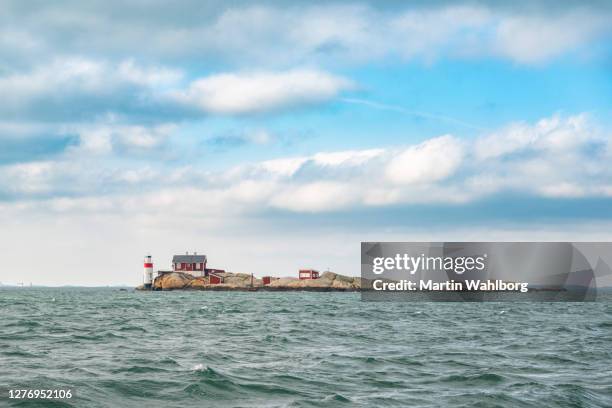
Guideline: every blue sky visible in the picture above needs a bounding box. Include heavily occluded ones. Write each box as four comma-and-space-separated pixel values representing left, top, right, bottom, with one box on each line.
0, 0, 611, 285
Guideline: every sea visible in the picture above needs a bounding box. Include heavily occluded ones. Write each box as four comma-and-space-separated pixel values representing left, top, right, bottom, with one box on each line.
1, 288, 611, 407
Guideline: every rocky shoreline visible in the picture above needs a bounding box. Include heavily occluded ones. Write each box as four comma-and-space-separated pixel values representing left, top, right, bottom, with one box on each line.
137, 271, 363, 291
135, 272, 572, 294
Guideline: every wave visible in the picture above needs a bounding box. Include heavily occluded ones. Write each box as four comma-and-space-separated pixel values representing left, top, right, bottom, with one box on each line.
438, 372, 507, 385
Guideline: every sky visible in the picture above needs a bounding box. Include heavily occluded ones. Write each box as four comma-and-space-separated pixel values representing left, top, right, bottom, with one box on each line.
0, 0, 611, 286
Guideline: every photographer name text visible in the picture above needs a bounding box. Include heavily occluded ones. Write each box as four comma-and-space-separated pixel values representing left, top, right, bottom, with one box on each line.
373, 279, 529, 293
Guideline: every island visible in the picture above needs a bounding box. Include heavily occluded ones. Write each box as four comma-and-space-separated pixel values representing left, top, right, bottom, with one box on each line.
137, 271, 363, 291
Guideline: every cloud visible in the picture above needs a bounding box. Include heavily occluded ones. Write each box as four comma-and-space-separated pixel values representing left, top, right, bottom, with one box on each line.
2, 113, 610, 213
3, 112, 612, 285
494, 11, 611, 64
68, 122, 177, 154
0, 58, 352, 126
270, 181, 357, 212
116, 60, 183, 88
173, 70, 353, 115
311, 149, 385, 167
0, 3, 608, 160
185, 3, 612, 65
385, 135, 463, 185
0, 58, 187, 122
474, 114, 596, 159
1, 2, 609, 69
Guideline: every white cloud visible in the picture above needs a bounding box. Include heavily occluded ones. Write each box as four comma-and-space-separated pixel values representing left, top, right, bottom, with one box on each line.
388, 5, 492, 60
474, 122, 539, 160
494, 11, 611, 64
0, 57, 352, 122
539, 182, 586, 198
312, 149, 385, 167
0, 58, 182, 99
66, 122, 177, 154
0, 58, 185, 121
0, 161, 60, 195
75, 126, 113, 154
173, 69, 353, 114
270, 181, 357, 212
474, 113, 596, 160
385, 135, 463, 185
1, 113, 611, 214
117, 60, 183, 88
2, 3, 606, 78
253, 148, 384, 179
0, 59, 101, 109
258, 157, 309, 178
171, 4, 611, 65
3, 111, 612, 285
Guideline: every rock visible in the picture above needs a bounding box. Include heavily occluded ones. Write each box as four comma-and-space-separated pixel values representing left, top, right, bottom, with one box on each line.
222, 272, 262, 288
268, 277, 299, 287
332, 279, 351, 289
267, 271, 361, 290
145, 271, 361, 291
333, 273, 353, 284
320, 271, 337, 280
153, 272, 194, 290
186, 277, 208, 289
351, 277, 363, 289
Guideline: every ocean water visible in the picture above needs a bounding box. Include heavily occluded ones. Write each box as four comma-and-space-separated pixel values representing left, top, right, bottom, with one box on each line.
1, 289, 611, 408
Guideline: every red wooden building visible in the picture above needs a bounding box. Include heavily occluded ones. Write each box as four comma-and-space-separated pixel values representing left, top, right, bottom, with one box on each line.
173, 253, 207, 277
170, 252, 227, 283
299, 269, 320, 280
206, 268, 226, 285
209, 272, 225, 284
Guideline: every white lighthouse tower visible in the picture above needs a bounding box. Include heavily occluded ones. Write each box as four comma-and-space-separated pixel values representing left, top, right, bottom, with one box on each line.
143, 255, 154, 289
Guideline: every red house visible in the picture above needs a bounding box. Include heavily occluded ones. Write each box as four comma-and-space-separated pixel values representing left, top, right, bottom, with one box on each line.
173, 253, 207, 277
299, 269, 320, 280
209, 273, 224, 284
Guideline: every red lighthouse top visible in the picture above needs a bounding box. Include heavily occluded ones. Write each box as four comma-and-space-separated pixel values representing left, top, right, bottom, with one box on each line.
144, 255, 153, 268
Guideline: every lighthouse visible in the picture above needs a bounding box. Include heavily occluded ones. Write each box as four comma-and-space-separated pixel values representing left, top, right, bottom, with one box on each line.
143, 255, 154, 289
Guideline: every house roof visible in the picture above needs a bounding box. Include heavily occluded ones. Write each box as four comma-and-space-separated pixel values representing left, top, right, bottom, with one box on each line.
172, 254, 207, 263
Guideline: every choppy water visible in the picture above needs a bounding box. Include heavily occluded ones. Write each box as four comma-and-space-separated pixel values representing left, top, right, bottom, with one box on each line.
1, 288, 611, 407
